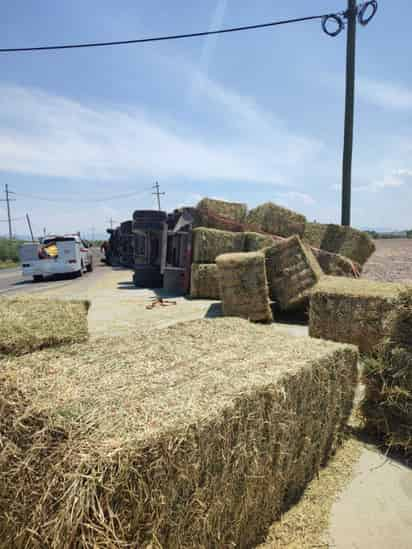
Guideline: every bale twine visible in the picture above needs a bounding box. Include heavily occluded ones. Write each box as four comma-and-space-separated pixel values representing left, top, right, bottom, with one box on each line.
309, 277, 406, 353
303, 222, 375, 266
192, 227, 245, 263
216, 252, 273, 322
264, 235, 323, 311
246, 202, 306, 238
0, 318, 358, 548
190, 264, 220, 299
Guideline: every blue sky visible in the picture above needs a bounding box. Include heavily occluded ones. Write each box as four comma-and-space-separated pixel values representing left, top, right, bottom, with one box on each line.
0, 0, 411, 238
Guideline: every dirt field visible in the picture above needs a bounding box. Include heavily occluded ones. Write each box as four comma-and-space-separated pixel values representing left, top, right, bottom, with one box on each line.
363, 239, 412, 282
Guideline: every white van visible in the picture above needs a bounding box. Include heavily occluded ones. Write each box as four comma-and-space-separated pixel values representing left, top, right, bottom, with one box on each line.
20, 235, 93, 282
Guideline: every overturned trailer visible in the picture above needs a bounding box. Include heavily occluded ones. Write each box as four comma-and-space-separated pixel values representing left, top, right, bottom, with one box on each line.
132, 209, 193, 292
105, 227, 121, 266
119, 221, 134, 267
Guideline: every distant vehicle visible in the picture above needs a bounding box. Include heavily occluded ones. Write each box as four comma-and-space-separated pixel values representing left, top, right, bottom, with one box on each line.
19, 234, 93, 282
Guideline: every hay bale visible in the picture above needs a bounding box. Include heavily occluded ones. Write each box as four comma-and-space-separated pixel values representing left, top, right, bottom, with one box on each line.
192, 227, 245, 263
0, 318, 358, 548
216, 252, 273, 322
244, 231, 276, 252
309, 277, 407, 353
196, 197, 247, 231
361, 288, 412, 454
246, 202, 306, 238
303, 222, 375, 266
313, 248, 360, 278
264, 236, 323, 311
190, 264, 220, 299
0, 296, 89, 357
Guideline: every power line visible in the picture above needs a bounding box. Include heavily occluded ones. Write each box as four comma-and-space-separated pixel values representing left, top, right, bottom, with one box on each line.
13, 189, 150, 203
0, 13, 338, 54
0, 217, 25, 223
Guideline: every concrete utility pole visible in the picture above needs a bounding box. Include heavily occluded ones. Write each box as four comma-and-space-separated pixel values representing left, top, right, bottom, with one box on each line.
341, 0, 357, 227
152, 182, 165, 211
0, 184, 16, 239
26, 213, 34, 241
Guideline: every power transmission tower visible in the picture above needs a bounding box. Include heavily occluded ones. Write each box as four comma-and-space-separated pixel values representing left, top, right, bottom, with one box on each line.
0, 184, 16, 239
152, 182, 165, 211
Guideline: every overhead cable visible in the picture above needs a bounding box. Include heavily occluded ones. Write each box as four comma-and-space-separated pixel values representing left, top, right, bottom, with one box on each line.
13, 189, 150, 203
0, 13, 342, 54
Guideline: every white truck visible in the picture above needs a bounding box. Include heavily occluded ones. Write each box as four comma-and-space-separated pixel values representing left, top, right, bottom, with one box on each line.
19, 234, 93, 282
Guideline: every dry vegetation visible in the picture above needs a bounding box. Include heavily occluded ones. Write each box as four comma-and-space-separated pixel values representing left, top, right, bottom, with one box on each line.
0, 318, 358, 548
0, 296, 89, 357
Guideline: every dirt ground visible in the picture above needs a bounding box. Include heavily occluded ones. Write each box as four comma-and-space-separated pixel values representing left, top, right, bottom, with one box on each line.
363, 239, 412, 282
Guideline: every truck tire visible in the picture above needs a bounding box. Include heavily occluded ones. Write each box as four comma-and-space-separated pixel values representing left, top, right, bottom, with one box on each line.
86, 259, 93, 272
33, 275, 43, 282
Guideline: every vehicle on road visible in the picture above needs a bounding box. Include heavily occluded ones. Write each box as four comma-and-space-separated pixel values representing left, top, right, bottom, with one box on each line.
19, 234, 93, 282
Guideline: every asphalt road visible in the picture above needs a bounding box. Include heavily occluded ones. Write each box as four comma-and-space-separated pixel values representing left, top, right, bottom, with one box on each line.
0, 249, 105, 296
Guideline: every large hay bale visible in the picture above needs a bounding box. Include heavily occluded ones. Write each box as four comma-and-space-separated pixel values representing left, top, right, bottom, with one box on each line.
309, 277, 407, 353
264, 236, 323, 311
244, 231, 276, 252
246, 202, 306, 238
196, 197, 247, 231
361, 288, 412, 455
0, 318, 358, 548
0, 297, 89, 357
303, 222, 375, 266
216, 252, 273, 322
192, 227, 245, 263
313, 248, 360, 278
190, 263, 220, 299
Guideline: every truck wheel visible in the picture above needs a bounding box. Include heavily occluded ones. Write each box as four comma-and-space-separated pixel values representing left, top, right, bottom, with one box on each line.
33, 275, 43, 283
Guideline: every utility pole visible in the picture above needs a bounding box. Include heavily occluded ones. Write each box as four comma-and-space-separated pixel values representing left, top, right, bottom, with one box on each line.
0, 184, 16, 240
341, 0, 357, 227
152, 182, 165, 211
26, 213, 34, 241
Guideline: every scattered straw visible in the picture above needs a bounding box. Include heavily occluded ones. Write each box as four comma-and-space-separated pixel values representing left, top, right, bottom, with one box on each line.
0, 318, 358, 548
259, 436, 363, 549
361, 287, 412, 455
0, 296, 89, 357
216, 252, 273, 322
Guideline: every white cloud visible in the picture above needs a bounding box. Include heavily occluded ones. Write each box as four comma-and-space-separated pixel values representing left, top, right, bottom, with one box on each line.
0, 82, 323, 186
354, 169, 412, 192
358, 77, 412, 111
277, 191, 315, 205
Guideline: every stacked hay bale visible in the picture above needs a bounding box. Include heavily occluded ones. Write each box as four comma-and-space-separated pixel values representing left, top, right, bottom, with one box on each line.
303, 222, 375, 266
243, 231, 277, 252
309, 277, 406, 352
191, 228, 245, 299
0, 296, 90, 357
196, 197, 247, 231
361, 288, 412, 455
0, 318, 358, 548
246, 202, 306, 238
192, 227, 245, 264
216, 252, 273, 322
313, 248, 360, 278
264, 236, 323, 311
190, 264, 220, 299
